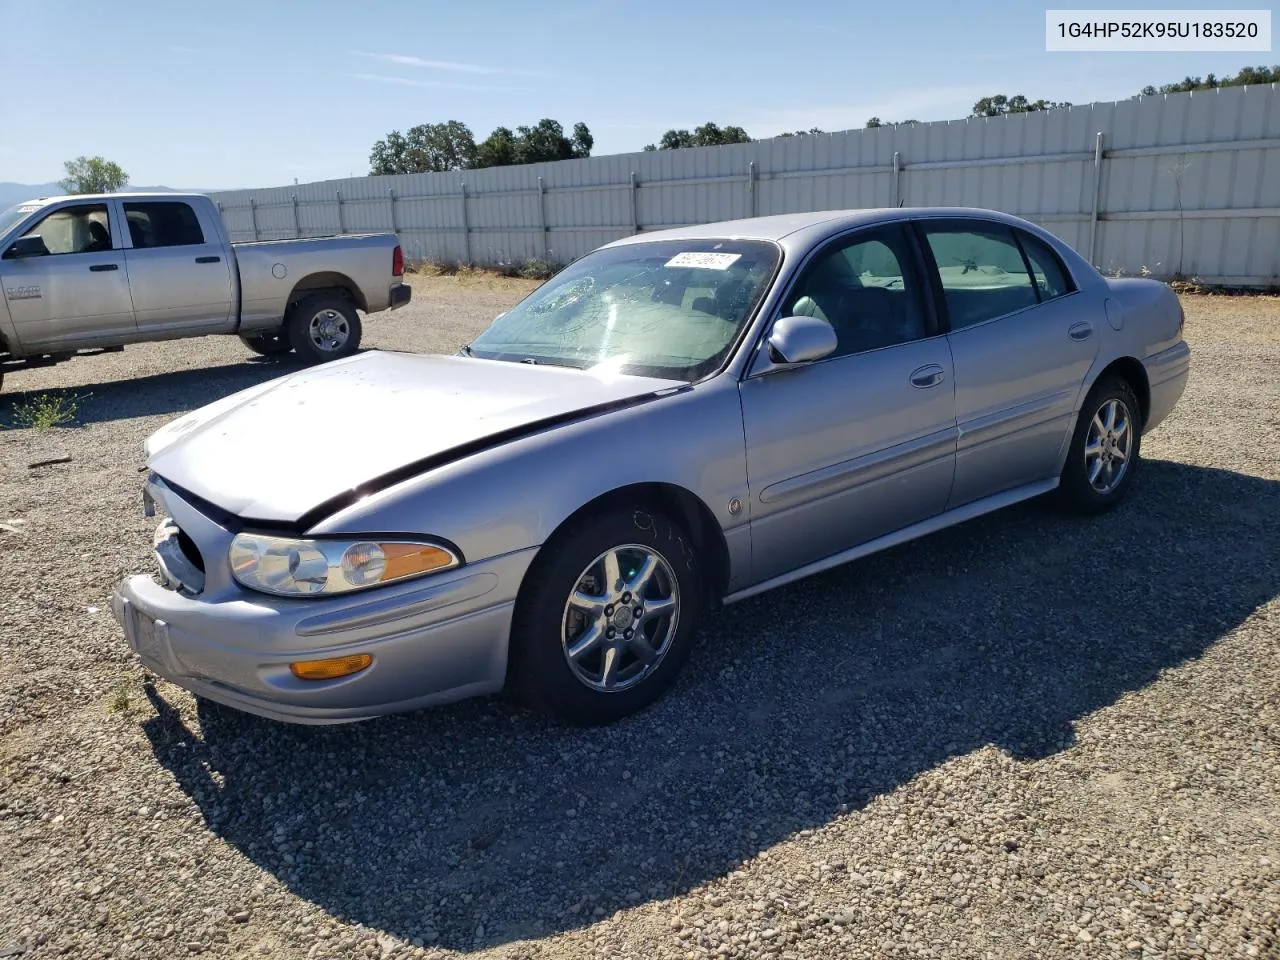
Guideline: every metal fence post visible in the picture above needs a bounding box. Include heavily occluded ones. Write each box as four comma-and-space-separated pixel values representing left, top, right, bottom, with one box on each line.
629, 172, 639, 234
388, 188, 398, 234
891, 152, 901, 207
460, 182, 471, 263
249, 198, 259, 241
291, 195, 300, 238
336, 190, 345, 234
537, 176, 548, 259
747, 161, 757, 217
1088, 131, 1105, 267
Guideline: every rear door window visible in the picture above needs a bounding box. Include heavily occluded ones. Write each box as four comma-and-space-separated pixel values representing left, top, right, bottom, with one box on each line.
920, 222, 1038, 331
123, 202, 206, 248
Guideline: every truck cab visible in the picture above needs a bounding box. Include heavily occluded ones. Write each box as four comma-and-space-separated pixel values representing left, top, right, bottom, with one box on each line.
0, 192, 409, 391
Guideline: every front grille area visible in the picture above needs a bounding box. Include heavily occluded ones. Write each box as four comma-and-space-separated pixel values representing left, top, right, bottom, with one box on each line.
176, 527, 205, 573
153, 518, 207, 595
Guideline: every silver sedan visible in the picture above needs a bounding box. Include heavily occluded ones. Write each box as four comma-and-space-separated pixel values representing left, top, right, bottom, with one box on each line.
113, 207, 1191, 725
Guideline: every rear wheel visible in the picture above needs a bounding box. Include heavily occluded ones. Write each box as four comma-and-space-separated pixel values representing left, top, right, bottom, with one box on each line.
239, 332, 293, 357
509, 505, 704, 725
286, 293, 362, 365
1058, 375, 1142, 514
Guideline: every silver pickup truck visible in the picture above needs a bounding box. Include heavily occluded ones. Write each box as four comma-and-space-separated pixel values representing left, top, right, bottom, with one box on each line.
0, 192, 411, 391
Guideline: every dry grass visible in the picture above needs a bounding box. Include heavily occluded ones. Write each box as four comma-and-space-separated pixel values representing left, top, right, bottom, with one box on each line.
408, 258, 561, 283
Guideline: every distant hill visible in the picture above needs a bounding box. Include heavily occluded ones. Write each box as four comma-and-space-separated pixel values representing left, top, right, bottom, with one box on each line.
0, 183, 212, 206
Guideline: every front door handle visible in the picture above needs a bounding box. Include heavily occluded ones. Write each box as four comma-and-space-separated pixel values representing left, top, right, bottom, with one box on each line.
195, 255, 221, 264
89, 263, 119, 272
910, 364, 946, 388
1068, 321, 1093, 341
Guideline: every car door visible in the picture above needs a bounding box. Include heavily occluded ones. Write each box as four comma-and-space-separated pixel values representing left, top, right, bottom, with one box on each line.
121, 200, 234, 335
0, 201, 136, 351
915, 219, 1100, 509
739, 223, 958, 585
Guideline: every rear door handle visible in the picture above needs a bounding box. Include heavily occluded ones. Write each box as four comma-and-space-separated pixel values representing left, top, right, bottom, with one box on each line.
1068, 321, 1093, 341
910, 364, 946, 388
89, 263, 118, 272
195, 255, 221, 264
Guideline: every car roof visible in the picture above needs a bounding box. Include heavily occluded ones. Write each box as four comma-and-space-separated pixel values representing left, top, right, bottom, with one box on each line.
604, 206, 1045, 254
8, 192, 206, 209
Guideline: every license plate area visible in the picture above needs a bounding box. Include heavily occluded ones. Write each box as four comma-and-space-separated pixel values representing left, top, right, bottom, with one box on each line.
125, 604, 171, 669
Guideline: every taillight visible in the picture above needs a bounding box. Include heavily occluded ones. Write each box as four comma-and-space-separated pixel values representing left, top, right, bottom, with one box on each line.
392, 245, 404, 278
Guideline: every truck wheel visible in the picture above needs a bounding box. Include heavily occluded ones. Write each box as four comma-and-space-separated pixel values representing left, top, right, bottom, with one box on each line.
239, 332, 293, 357
286, 294, 362, 365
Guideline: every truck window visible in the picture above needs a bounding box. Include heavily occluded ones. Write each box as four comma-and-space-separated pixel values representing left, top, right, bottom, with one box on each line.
18, 204, 112, 255
123, 202, 205, 249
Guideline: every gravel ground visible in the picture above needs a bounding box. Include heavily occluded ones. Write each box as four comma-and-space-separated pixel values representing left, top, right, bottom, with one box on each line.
1, 281, 1278, 960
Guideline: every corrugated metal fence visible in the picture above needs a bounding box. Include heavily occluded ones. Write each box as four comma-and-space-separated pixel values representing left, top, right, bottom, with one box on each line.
211, 84, 1280, 286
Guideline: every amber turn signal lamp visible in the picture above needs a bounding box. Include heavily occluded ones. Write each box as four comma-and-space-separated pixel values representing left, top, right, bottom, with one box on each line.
289, 654, 373, 681
381, 543, 456, 581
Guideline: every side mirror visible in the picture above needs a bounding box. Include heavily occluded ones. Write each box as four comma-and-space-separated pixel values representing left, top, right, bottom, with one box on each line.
3, 235, 48, 260
766, 315, 838, 366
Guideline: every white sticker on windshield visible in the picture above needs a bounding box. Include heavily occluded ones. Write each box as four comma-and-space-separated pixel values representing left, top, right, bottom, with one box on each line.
665, 251, 741, 270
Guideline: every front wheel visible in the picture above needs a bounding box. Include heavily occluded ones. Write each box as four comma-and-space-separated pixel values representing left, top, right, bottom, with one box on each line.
1057, 375, 1142, 514
509, 505, 704, 725
286, 294, 362, 365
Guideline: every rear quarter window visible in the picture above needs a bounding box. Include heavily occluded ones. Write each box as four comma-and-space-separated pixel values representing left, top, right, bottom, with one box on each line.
1016, 230, 1074, 301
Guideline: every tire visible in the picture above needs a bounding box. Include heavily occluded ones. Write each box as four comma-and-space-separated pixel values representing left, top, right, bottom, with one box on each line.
1057, 375, 1142, 514
239, 331, 293, 357
509, 504, 704, 725
285, 293, 362, 365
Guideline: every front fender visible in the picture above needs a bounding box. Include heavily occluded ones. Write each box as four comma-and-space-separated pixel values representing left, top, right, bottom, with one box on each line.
309, 376, 751, 585
0, 271, 22, 357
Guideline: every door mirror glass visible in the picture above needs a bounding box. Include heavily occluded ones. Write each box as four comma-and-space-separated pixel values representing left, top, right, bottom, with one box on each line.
4, 235, 49, 259
766, 315, 838, 365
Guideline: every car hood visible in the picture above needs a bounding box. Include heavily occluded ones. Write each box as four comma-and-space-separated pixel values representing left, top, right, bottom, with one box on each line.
146, 351, 683, 524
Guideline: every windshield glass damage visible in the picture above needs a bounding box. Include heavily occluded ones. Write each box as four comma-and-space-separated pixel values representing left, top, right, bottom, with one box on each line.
466, 239, 781, 381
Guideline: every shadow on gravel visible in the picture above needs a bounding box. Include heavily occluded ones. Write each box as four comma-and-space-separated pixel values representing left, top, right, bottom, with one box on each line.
140, 459, 1280, 952
0, 355, 307, 426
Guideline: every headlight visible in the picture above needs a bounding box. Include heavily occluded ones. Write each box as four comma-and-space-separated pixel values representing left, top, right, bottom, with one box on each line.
228, 533, 459, 598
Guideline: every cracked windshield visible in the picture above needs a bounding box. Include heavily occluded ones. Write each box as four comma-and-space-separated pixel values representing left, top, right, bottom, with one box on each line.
466, 239, 780, 380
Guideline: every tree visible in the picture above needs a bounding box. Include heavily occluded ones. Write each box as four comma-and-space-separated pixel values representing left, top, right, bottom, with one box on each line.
473, 119, 593, 167
59, 156, 129, 194
644, 122, 752, 151
777, 128, 826, 137
371, 118, 593, 172
571, 122, 594, 158
475, 126, 519, 168
971, 95, 1071, 118
1139, 64, 1279, 96
865, 118, 919, 128
368, 121, 478, 175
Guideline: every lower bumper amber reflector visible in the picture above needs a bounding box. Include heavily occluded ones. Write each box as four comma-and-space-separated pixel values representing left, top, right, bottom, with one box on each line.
290, 654, 373, 681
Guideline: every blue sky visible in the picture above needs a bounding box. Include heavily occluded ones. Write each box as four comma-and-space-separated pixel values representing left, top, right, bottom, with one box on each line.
0, 0, 1275, 189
